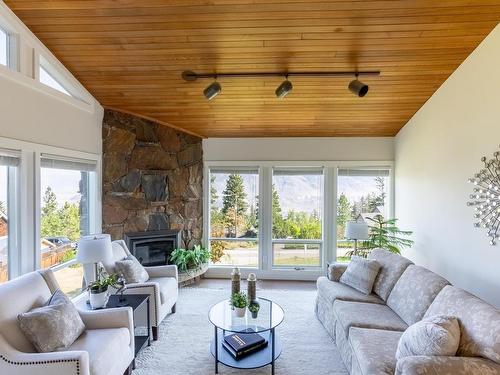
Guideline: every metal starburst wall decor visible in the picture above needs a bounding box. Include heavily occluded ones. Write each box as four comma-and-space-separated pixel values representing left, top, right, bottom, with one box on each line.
467, 146, 500, 245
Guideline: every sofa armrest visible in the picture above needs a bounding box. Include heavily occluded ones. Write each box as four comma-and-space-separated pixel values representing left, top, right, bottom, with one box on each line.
145, 264, 178, 280
0, 334, 90, 375
396, 355, 500, 375
327, 262, 348, 281
78, 307, 134, 351
122, 281, 161, 326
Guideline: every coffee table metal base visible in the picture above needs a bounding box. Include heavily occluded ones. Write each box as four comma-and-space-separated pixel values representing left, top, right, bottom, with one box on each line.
210, 328, 282, 374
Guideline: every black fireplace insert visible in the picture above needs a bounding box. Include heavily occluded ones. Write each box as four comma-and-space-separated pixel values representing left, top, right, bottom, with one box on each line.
124, 230, 181, 267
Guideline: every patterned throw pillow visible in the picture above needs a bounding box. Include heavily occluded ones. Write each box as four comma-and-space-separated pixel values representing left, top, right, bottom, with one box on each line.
396, 315, 460, 360
115, 255, 149, 283
18, 290, 85, 353
339, 256, 381, 295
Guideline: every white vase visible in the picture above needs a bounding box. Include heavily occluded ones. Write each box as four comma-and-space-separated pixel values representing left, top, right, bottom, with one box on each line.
234, 307, 246, 318
89, 289, 108, 309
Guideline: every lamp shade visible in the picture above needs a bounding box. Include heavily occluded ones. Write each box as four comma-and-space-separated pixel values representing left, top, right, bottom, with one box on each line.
344, 221, 369, 240
76, 234, 113, 264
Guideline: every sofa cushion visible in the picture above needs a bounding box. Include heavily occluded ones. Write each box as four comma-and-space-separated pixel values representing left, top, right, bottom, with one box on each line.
387, 265, 449, 325
424, 285, 500, 364
367, 248, 413, 301
65, 328, 131, 375
396, 315, 460, 360
102, 241, 128, 274
327, 262, 348, 282
116, 255, 149, 284
339, 256, 381, 295
152, 276, 178, 305
333, 300, 408, 339
396, 355, 500, 375
17, 290, 85, 353
316, 277, 384, 306
350, 327, 402, 375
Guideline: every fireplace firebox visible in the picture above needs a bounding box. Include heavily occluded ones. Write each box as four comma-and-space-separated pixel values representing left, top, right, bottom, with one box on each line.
124, 230, 181, 267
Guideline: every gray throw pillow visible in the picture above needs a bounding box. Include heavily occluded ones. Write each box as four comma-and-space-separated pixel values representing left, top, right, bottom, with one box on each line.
115, 255, 149, 283
18, 290, 85, 353
339, 256, 381, 294
396, 315, 460, 360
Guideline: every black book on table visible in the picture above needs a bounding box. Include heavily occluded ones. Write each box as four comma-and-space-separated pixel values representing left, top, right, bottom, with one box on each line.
222, 339, 268, 359
223, 329, 266, 354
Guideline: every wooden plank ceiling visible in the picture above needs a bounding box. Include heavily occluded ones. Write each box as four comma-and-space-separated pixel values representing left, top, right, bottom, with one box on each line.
5, 1, 500, 137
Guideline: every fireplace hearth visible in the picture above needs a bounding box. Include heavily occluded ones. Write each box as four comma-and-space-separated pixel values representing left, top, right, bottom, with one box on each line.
124, 230, 181, 267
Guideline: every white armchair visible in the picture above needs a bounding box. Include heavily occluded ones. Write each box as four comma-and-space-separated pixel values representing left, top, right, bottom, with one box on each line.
102, 240, 179, 340
0, 269, 134, 375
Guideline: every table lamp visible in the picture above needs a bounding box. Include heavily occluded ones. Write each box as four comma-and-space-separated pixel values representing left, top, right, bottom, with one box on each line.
77, 234, 113, 286
344, 221, 369, 256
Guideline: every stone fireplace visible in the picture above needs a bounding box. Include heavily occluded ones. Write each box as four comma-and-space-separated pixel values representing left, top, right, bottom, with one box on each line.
102, 109, 203, 247
124, 230, 181, 267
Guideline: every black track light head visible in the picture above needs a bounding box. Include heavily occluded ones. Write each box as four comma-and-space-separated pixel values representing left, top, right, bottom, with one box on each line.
275, 79, 293, 98
348, 78, 369, 97
204, 81, 221, 100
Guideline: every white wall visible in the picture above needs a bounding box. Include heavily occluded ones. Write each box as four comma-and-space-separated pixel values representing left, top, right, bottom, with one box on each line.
395, 25, 500, 307
0, 2, 103, 154
204, 137, 394, 161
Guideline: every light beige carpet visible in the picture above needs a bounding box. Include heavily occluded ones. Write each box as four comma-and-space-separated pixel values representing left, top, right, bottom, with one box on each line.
134, 286, 347, 375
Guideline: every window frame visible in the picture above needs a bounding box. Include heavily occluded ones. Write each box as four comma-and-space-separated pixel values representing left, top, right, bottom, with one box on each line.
0, 22, 19, 71
0, 136, 101, 298
204, 161, 394, 280
207, 166, 261, 268
271, 167, 325, 270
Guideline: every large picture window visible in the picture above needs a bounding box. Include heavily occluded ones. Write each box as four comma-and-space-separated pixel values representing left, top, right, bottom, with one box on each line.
209, 168, 259, 267
336, 168, 391, 261
0, 153, 19, 283
40, 156, 96, 297
272, 168, 323, 268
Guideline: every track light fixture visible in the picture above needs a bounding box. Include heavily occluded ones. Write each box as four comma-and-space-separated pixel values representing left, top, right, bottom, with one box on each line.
275, 76, 293, 98
203, 80, 221, 100
182, 70, 379, 99
348, 75, 369, 97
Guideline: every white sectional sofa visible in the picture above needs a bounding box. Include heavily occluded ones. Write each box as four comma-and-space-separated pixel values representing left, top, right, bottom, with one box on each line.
315, 249, 500, 375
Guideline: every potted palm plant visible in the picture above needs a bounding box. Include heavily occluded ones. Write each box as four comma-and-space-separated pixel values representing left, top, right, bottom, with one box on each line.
231, 292, 248, 318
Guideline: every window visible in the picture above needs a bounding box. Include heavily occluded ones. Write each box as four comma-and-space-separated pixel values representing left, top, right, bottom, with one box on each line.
272, 168, 323, 268
0, 152, 19, 283
209, 169, 259, 267
40, 156, 97, 297
336, 168, 391, 262
0, 27, 7, 67
39, 64, 72, 96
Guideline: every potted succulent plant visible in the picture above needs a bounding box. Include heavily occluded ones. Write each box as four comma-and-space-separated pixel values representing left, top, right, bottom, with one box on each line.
248, 301, 260, 319
87, 271, 119, 309
230, 292, 248, 318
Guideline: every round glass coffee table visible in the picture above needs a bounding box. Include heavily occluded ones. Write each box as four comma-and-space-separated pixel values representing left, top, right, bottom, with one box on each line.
208, 297, 284, 374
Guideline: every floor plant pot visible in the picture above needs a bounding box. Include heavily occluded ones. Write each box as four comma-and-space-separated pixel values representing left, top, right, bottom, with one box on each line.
234, 307, 246, 318
89, 288, 109, 309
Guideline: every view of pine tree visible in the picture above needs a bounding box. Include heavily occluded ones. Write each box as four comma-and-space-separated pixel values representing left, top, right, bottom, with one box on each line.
221, 174, 249, 238
40, 186, 81, 241
210, 175, 218, 207
337, 193, 352, 238
222, 174, 248, 215
0, 200, 6, 215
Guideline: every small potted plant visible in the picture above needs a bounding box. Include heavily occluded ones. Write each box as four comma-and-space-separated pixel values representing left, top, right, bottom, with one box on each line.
87, 271, 119, 310
231, 292, 248, 318
248, 301, 260, 319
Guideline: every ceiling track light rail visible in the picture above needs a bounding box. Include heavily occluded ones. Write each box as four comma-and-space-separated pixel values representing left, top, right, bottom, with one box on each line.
182, 70, 380, 100
182, 70, 380, 81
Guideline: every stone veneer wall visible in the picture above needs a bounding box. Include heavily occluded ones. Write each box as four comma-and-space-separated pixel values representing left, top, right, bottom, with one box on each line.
102, 109, 203, 247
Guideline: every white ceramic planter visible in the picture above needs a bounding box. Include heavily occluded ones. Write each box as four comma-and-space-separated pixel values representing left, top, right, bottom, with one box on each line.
89, 289, 109, 309
234, 307, 246, 318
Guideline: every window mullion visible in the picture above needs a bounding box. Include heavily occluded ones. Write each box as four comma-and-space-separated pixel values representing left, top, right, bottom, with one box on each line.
260, 166, 272, 271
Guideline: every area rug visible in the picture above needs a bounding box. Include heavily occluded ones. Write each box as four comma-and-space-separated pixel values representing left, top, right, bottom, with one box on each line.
133, 286, 347, 375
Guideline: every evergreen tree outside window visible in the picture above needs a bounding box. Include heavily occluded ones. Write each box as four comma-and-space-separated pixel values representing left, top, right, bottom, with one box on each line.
209, 169, 259, 267
40, 156, 96, 297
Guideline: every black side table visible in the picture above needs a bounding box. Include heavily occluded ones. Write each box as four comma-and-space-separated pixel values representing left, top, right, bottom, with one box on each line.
106, 294, 152, 358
